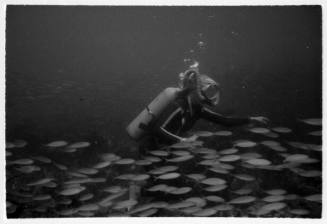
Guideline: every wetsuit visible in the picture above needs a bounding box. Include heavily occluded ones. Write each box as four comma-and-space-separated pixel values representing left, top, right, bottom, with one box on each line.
140, 89, 251, 150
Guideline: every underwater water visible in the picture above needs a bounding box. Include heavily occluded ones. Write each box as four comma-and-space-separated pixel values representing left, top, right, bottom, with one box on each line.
5, 6, 322, 218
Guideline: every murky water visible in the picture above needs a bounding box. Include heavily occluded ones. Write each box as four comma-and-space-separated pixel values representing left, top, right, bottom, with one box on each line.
5, 6, 322, 218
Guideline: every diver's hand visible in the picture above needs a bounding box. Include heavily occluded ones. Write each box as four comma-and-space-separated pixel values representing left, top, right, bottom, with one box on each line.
180, 135, 198, 142
250, 116, 269, 125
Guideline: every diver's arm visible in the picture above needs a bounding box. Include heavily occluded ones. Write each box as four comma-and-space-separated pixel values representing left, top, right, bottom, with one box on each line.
157, 127, 184, 143
200, 107, 251, 126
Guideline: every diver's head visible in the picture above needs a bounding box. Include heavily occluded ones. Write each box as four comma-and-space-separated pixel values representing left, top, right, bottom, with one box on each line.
179, 69, 220, 107
197, 74, 220, 107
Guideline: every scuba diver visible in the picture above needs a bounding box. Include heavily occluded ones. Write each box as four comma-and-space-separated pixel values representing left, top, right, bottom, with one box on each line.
126, 68, 268, 150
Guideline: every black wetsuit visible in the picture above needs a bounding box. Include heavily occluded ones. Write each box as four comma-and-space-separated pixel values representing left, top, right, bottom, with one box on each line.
140, 89, 251, 151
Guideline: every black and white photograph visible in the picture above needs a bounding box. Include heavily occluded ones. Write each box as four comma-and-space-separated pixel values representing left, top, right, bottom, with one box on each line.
3, 1, 323, 220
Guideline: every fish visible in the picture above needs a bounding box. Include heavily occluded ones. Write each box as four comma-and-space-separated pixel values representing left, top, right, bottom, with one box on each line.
284, 154, 309, 163
193, 131, 214, 137
261, 140, 280, 147
171, 150, 191, 156
209, 167, 229, 174
298, 170, 322, 177
135, 160, 152, 166
263, 132, 280, 138
128, 203, 155, 215
43, 182, 57, 188
181, 206, 202, 214
267, 145, 288, 152
56, 208, 78, 216
131, 174, 150, 181
229, 196, 256, 204
98, 191, 126, 207
149, 150, 170, 156
262, 195, 285, 202
93, 161, 111, 169
113, 200, 138, 210
6, 142, 16, 149
186, 173, 206, 181
219, 148, 238, 155
6, 151, 12, 157
33, 194, 52, 201
304, 194, 322, 202
149, 165, 178, 175
78, 193, 94, 202
234, 140, 257, 148
212, 204, 234, 211
201, 178, 226, 185
103, 186, 127, 194
254, 202, 286, 216
114, 158, 135, 165
289, 209, 310, 215
100, 153, 121, 161
167, 155, 194, 162
157, 172, 180, 180
77, 168, 98, 175
143, 156, 162, 163
214, 130, 233, 136
13, 139, 28, 148
78, 211, 95, 217
271, 127, 292, 133
170, 141, 194, 149
27, 178, 55, 186
169, 187, 192, 195
219, 155, 240, 162
147, 184, 168, 192
217, 163, 235, 170
35, 206, 47, 213
115, 174, 136, 180
205, 195, 225, 202
31, 156, 52, 163
15, 165, 41, 173
58, 186, 86, 196
45, 140, 68, 147
53, 162, 68, 171
287, 141, 310, 150
308, 130, 322, 136
249, 127, 270, 134
61, 148, 77, 153
299, 118, 322, 126
8, 158, 34, 165
67, 172, 89, 178
265, 189, 287, 195
202, 154, 219, 159
192, 148, 216, 154
68, 141, 91, 148
232, 188, 253, 195
137, 208, 158, 217
198, 159, 221, 166
204, 184, 228, 192
57, 198, 72, 205
233, 174, 255, 181
167, 201, 195, 209
185, 197, 207, 207
78, 204, 100, 211
193, 208, 217, 216
306, 144, 322, 151
245, 158, 271, 166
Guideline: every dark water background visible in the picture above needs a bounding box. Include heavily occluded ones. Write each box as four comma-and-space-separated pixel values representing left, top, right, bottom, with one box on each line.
5, 6, 322, 218
6, 5, 321, 147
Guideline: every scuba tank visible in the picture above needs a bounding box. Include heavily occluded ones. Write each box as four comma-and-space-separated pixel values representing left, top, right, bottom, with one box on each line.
126, 87, 180, 141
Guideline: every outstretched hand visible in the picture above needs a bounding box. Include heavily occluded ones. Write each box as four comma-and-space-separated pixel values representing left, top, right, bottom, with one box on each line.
180, 135, 198, 142
250, 116, 270, 125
